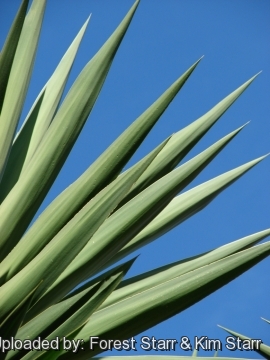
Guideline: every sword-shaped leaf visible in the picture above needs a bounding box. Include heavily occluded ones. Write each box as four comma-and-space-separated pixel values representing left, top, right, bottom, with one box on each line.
0, 133, 166, 324
0, 18, 90, 202
0, 138, 168, 284
64, 126, 261, 274
0, 0, 139, 261
0, 0, 46, 181
7, 260, 134, 360
1, 57, 201, 270
107, 154, 268, 267
63, 257, 138, 300
96, 229, 270, 310
218, 325, 270, 359
62, 242, 270, 359
32, 154, 266, 319
0, 115, 240, 279
117, 74, 259, 207
0, 0, 29, 113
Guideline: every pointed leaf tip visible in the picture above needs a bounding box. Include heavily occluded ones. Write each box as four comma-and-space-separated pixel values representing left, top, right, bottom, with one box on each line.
234, 121, 250, 133
191, 56, 203, 68
129, 0, 140, 14
84, 14, 91, 26
248, 153, 270, 166
260, 153, 270, 160
249, 71, 262, 81
121, 256, 139, 274
242, 120, 251, 127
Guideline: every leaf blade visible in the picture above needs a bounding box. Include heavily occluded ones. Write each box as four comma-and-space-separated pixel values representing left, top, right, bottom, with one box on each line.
10, 260, 133, 360
0, 0, 46, 180
110, 153, 268, 266
97, 229, 270, 311
0, 0, 139, 260
1, 57, 201, 265
0, 17, 90, 202
0, 0, 29, 112
0, 134, 167, 323
36, 154, 267, 321
121, 73, 260, 199
59, 242, 270, 359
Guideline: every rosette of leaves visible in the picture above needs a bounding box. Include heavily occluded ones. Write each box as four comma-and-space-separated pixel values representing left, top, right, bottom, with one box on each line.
0, 1, 269, 360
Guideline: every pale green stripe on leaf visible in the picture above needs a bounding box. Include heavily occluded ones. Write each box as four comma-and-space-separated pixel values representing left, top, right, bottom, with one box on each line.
0, 17, 89, 202
97, 229, 270, 310
21, 17, 90, 171
121, 73, 260, 201
110, 154, 268, 266
0, 0, 46, 180
73, 124, 257, 271
60, 242, 270, 359
0, 137, 168, 285
0, 135, 166, 324
39, 131, 244, 309
0, 0, 139, 261
2, 57, 201, 272
115, 122, 248, 211
40, 151, 266, 313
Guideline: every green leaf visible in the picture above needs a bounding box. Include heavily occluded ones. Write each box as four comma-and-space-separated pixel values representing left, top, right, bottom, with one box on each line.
0, 284, 39, 343
0, 0, 46, 180
0, 137, 168, 285
0, 17, 90, 203
0, 0, 139, 261
118, 73, 260, 205
8, 260, 133, 360
108, 153, 268, 267
58, 242, 270, 359
96, 229, 270, 311
0, 135, 166, 324
63, 257, 138, 301
34, 153, 266, 320
0, 0, 29, 113
0, 89, 46, 203
1, 56, 201, 268
115, 120, 248, 211
218, 325, 270, 359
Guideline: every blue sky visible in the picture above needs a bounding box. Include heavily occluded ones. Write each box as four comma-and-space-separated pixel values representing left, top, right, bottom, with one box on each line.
1, 0, 270, 358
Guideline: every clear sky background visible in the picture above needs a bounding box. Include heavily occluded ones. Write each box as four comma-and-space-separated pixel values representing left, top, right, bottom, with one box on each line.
1, 0, 270, 358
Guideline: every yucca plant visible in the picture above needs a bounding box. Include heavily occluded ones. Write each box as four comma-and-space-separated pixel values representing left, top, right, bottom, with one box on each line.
0, 1, 269, 359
